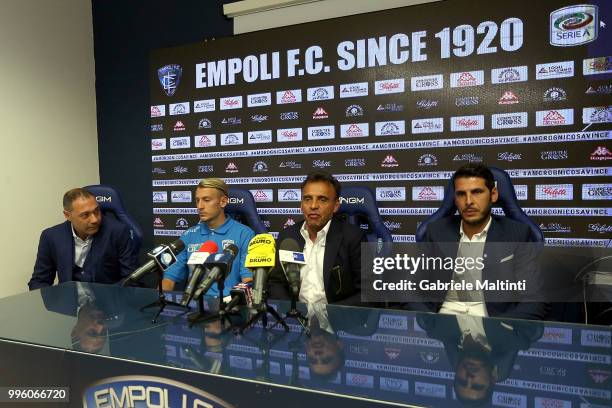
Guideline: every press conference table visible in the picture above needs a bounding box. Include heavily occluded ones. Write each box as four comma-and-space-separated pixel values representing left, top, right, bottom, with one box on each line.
0, 283, 609, 408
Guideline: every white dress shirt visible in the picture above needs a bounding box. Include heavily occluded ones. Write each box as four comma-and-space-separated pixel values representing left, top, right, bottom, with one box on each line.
72, 225, 93, 268
298, 220, 332, 304
439, 216, 492, 317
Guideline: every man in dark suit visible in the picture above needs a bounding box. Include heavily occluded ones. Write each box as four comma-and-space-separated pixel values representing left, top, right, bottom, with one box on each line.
268, 171, 365, 306
417, 313, 542, 406
28, 188, 138, 290
407, 164, 547, 320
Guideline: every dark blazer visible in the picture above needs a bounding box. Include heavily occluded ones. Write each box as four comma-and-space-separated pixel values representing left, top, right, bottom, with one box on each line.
268, 217, 365, 306
417, 313, 543, 381
28, 216, 138, 290
406, 215, 547, 320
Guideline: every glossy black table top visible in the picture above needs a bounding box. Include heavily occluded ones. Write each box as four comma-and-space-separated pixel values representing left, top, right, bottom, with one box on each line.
0, 282, 610, 407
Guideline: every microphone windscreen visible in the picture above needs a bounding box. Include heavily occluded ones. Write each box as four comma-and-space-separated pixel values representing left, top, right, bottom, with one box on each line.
170, 238, 186, 253
199, 240, 219, 254
223, 242, 239, 257
279, 238, 301, 252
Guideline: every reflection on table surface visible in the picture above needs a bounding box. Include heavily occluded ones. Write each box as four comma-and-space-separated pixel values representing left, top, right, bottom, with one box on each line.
0, 282, 609, 408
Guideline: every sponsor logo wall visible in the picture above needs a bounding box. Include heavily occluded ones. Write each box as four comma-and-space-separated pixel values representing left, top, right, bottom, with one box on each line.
150, 1, 611, 246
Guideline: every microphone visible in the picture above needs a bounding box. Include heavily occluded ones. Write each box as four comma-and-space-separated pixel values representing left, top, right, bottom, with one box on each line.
225, 282, 254, 311
122, 239, 185, 286
245, 234, 276, 309
193, 244, 239, 300
180, 241, 219, 307
278, 238, 306, 299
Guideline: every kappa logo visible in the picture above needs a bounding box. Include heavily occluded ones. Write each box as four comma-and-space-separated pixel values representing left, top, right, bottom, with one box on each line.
451, 71, 484, 87
157, 64, 182, 96
498, 91, 519, 104
344, 124, 365, 137
550, 5, 598, 46
384, 347, 401, 360
415, 186, 442, 201
277, 89, 301, 104
588, 369, 611, 384
312, 107, 328, 119
225, 162, 239, 173
173, 121, 185, 131
590, 146, 612, 160
537, 109, 573, 126
153, 217, 164, 228
381, 155, 399, 168
150, 105, 164, 117
283, 218, 296, 229
194, 135, 215, 148
251, 189, 273, 202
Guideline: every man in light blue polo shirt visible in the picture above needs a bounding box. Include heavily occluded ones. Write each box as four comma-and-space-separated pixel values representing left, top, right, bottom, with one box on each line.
161, 178, 255, 297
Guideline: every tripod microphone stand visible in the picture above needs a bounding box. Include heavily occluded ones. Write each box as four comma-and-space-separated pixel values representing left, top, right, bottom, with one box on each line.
140, 271, 185, 323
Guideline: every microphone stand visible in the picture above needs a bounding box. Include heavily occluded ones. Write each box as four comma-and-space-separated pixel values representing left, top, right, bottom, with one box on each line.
240, 297, 289, 334
140, 270, 184, 323
188, 278, 240, 328
284, 290, 309, 335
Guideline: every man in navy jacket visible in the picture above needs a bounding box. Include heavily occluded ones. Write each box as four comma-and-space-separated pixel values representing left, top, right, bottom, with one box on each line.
405, 164, 547, 320
28, 188, 138, 290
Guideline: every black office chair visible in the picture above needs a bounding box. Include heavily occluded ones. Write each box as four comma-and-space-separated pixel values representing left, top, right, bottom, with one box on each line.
337, 186, 393, 255
84, 184, 143, 256
225, 188, 268, 234
415, 167, 544, 243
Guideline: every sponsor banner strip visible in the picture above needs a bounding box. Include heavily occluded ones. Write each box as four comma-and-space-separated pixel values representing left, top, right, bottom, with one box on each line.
152, 168, 610, 187
345, 360, 454, 379
152, 131, 611, 161
499, 378, 610, 400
